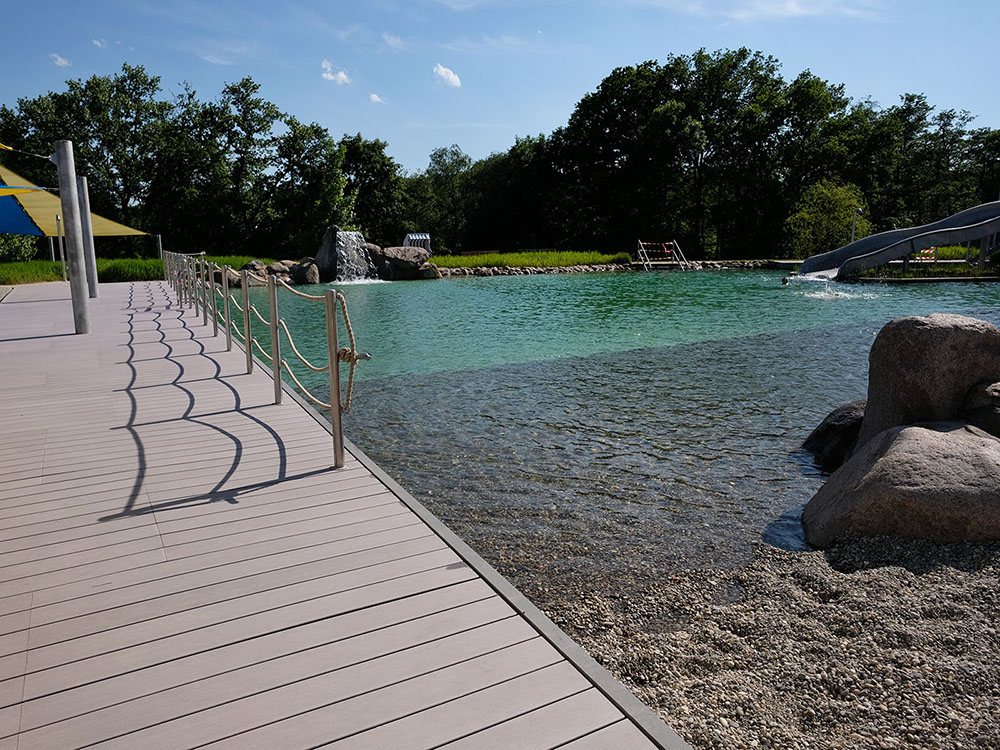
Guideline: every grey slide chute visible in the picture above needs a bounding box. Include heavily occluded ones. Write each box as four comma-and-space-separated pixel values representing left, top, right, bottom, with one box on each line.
798, 201, 1000, 280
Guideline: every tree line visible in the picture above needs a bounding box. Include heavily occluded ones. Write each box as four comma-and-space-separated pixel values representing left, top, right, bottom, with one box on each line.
2, 51, 998, 261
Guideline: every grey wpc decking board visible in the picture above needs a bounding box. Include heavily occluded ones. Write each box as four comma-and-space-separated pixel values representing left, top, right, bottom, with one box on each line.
0, 280, 688, 749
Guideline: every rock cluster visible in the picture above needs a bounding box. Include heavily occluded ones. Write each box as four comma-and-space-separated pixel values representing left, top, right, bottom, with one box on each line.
438, 263, 630, 277
803, 314, 1000, 547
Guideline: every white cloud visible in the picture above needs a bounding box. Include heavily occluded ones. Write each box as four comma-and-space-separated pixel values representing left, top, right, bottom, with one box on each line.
382, 32, 405, 50
92, 38, 107, 48
623, 0, 881, 20
321, 59, 351, 84
433, 63, 461, 87
196, 39, 259, 65
370, 93, 386, 103
441, 34, 526, 53
50, 53, 71, 67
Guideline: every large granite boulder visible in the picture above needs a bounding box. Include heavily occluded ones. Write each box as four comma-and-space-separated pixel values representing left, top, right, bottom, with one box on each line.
802, 399, 866, 472
292, 258, 320, 285
315, 225, 339, 281
856, 314, 1000, 450
241, 259, 266, 275
369, 245, 431, 280
803, 421, 1000, 547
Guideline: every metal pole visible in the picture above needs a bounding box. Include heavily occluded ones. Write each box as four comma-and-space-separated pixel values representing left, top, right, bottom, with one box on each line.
325, 289, 345, 468
241, 270, 253, 374
191, 256, 199, 316
268, 275, 282, 405
156, 234, 163, 259
222, 265, 233, 352
201, 257, 209, 327
48, 237, 55, 262
77, 176, 99, 299
178, 255, 186, 307
210, 263, 219, 337
850, 211, 858, 243
56, 216, 67, 281
54, 141, 90, 334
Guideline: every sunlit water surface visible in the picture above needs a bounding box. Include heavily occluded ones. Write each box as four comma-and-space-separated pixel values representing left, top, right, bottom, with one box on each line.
250, 271, 1000, 574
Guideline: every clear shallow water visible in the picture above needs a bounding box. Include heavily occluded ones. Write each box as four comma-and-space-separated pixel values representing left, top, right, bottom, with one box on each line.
250, 272, 1000, 574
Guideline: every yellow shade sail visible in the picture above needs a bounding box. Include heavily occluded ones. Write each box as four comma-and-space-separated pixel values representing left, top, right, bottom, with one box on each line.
0, 164, 147, 236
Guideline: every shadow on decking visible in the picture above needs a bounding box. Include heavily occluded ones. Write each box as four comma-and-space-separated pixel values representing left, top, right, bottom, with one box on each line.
100, 281, 318, 522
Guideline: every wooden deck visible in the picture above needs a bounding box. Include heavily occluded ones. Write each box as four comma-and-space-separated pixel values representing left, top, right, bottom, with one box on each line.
0, 281, 687, 749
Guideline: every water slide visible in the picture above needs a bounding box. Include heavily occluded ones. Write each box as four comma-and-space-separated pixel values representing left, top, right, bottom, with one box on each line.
797, 201, 1000, 280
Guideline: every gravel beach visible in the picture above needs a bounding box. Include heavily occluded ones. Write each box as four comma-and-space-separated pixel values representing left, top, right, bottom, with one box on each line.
486, 533, 1000, 750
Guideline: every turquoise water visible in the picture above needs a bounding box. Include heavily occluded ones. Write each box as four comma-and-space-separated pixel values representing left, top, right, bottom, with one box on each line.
253, 271, 1000, 381
246, 272, 1000, 585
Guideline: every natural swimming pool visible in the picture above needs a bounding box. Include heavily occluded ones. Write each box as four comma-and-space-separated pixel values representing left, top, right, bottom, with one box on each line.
249, 271, 1000, 583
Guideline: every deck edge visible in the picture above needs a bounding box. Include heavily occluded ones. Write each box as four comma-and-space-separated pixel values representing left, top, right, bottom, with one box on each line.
264, 352, 691, 750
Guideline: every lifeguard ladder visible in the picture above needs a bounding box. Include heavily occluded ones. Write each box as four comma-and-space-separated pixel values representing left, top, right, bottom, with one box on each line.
636, 240, 689, 271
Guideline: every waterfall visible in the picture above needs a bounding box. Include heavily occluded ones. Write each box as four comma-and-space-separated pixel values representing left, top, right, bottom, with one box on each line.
335, 231, 372, 281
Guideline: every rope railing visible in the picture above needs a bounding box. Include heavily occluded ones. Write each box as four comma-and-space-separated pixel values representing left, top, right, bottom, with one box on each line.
162, 251, 370, 468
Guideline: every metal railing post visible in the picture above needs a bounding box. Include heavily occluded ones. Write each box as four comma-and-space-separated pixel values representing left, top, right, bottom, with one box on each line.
191, 256, 200, 316
241, 271, 253, 375
222, 265, 233, 352
325, 289, 346, 468
201, 257, 209, 327
210, 262, 219, 337
268, 275, 282, 405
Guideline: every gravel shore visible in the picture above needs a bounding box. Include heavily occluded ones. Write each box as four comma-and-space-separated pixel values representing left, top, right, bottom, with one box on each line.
491, 534, 1000, 750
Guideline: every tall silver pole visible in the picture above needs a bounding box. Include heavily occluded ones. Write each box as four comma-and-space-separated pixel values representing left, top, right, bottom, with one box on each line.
56, 215, 67, 281
325, 289, 345, 468
156, 234, 163, 259
77, 176, 99, 299
48, 237, 55, 262
54, 141, 90, 334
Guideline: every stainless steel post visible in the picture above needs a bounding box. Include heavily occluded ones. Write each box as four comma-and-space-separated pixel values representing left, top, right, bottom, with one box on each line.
268, 275, 282, 405
191, 256, 200, 316
48, 237, 55, 262
325, 289, 345, 468
55, 141, 90, 334
156, 234, 163, 259
77, 176, 99, 299
201, 257, 209, 327
210, 263, 219, 336
241, 271, 253, 374
222, 265, 233, 351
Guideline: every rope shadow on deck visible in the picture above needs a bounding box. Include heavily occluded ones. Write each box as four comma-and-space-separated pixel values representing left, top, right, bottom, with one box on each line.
101, 281, 317, 522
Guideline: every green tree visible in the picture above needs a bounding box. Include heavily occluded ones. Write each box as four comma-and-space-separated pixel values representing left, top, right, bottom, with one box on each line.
339, 134, 406, 247
0, 235, 40, 262
0, 64, 168, 232
784, 180, 871, 258
420, 145, 472, 254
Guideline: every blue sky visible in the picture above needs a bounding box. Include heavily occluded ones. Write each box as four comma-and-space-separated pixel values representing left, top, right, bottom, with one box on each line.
2, 1, 996, 173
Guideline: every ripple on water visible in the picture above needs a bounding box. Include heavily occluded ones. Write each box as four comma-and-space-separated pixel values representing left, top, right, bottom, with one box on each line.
263, 272, 1000, 578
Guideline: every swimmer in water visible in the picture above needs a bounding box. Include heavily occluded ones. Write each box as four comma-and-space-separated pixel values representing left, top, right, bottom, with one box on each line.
781, 277, 789, 285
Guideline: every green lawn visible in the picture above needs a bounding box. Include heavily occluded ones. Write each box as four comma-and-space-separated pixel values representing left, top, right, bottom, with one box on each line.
0, 255, 274, 285
433, 251, 631, 268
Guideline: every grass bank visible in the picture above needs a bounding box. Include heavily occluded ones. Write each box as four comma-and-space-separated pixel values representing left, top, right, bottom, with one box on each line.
434, 251, 631, 268
0, 255, 272, 286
